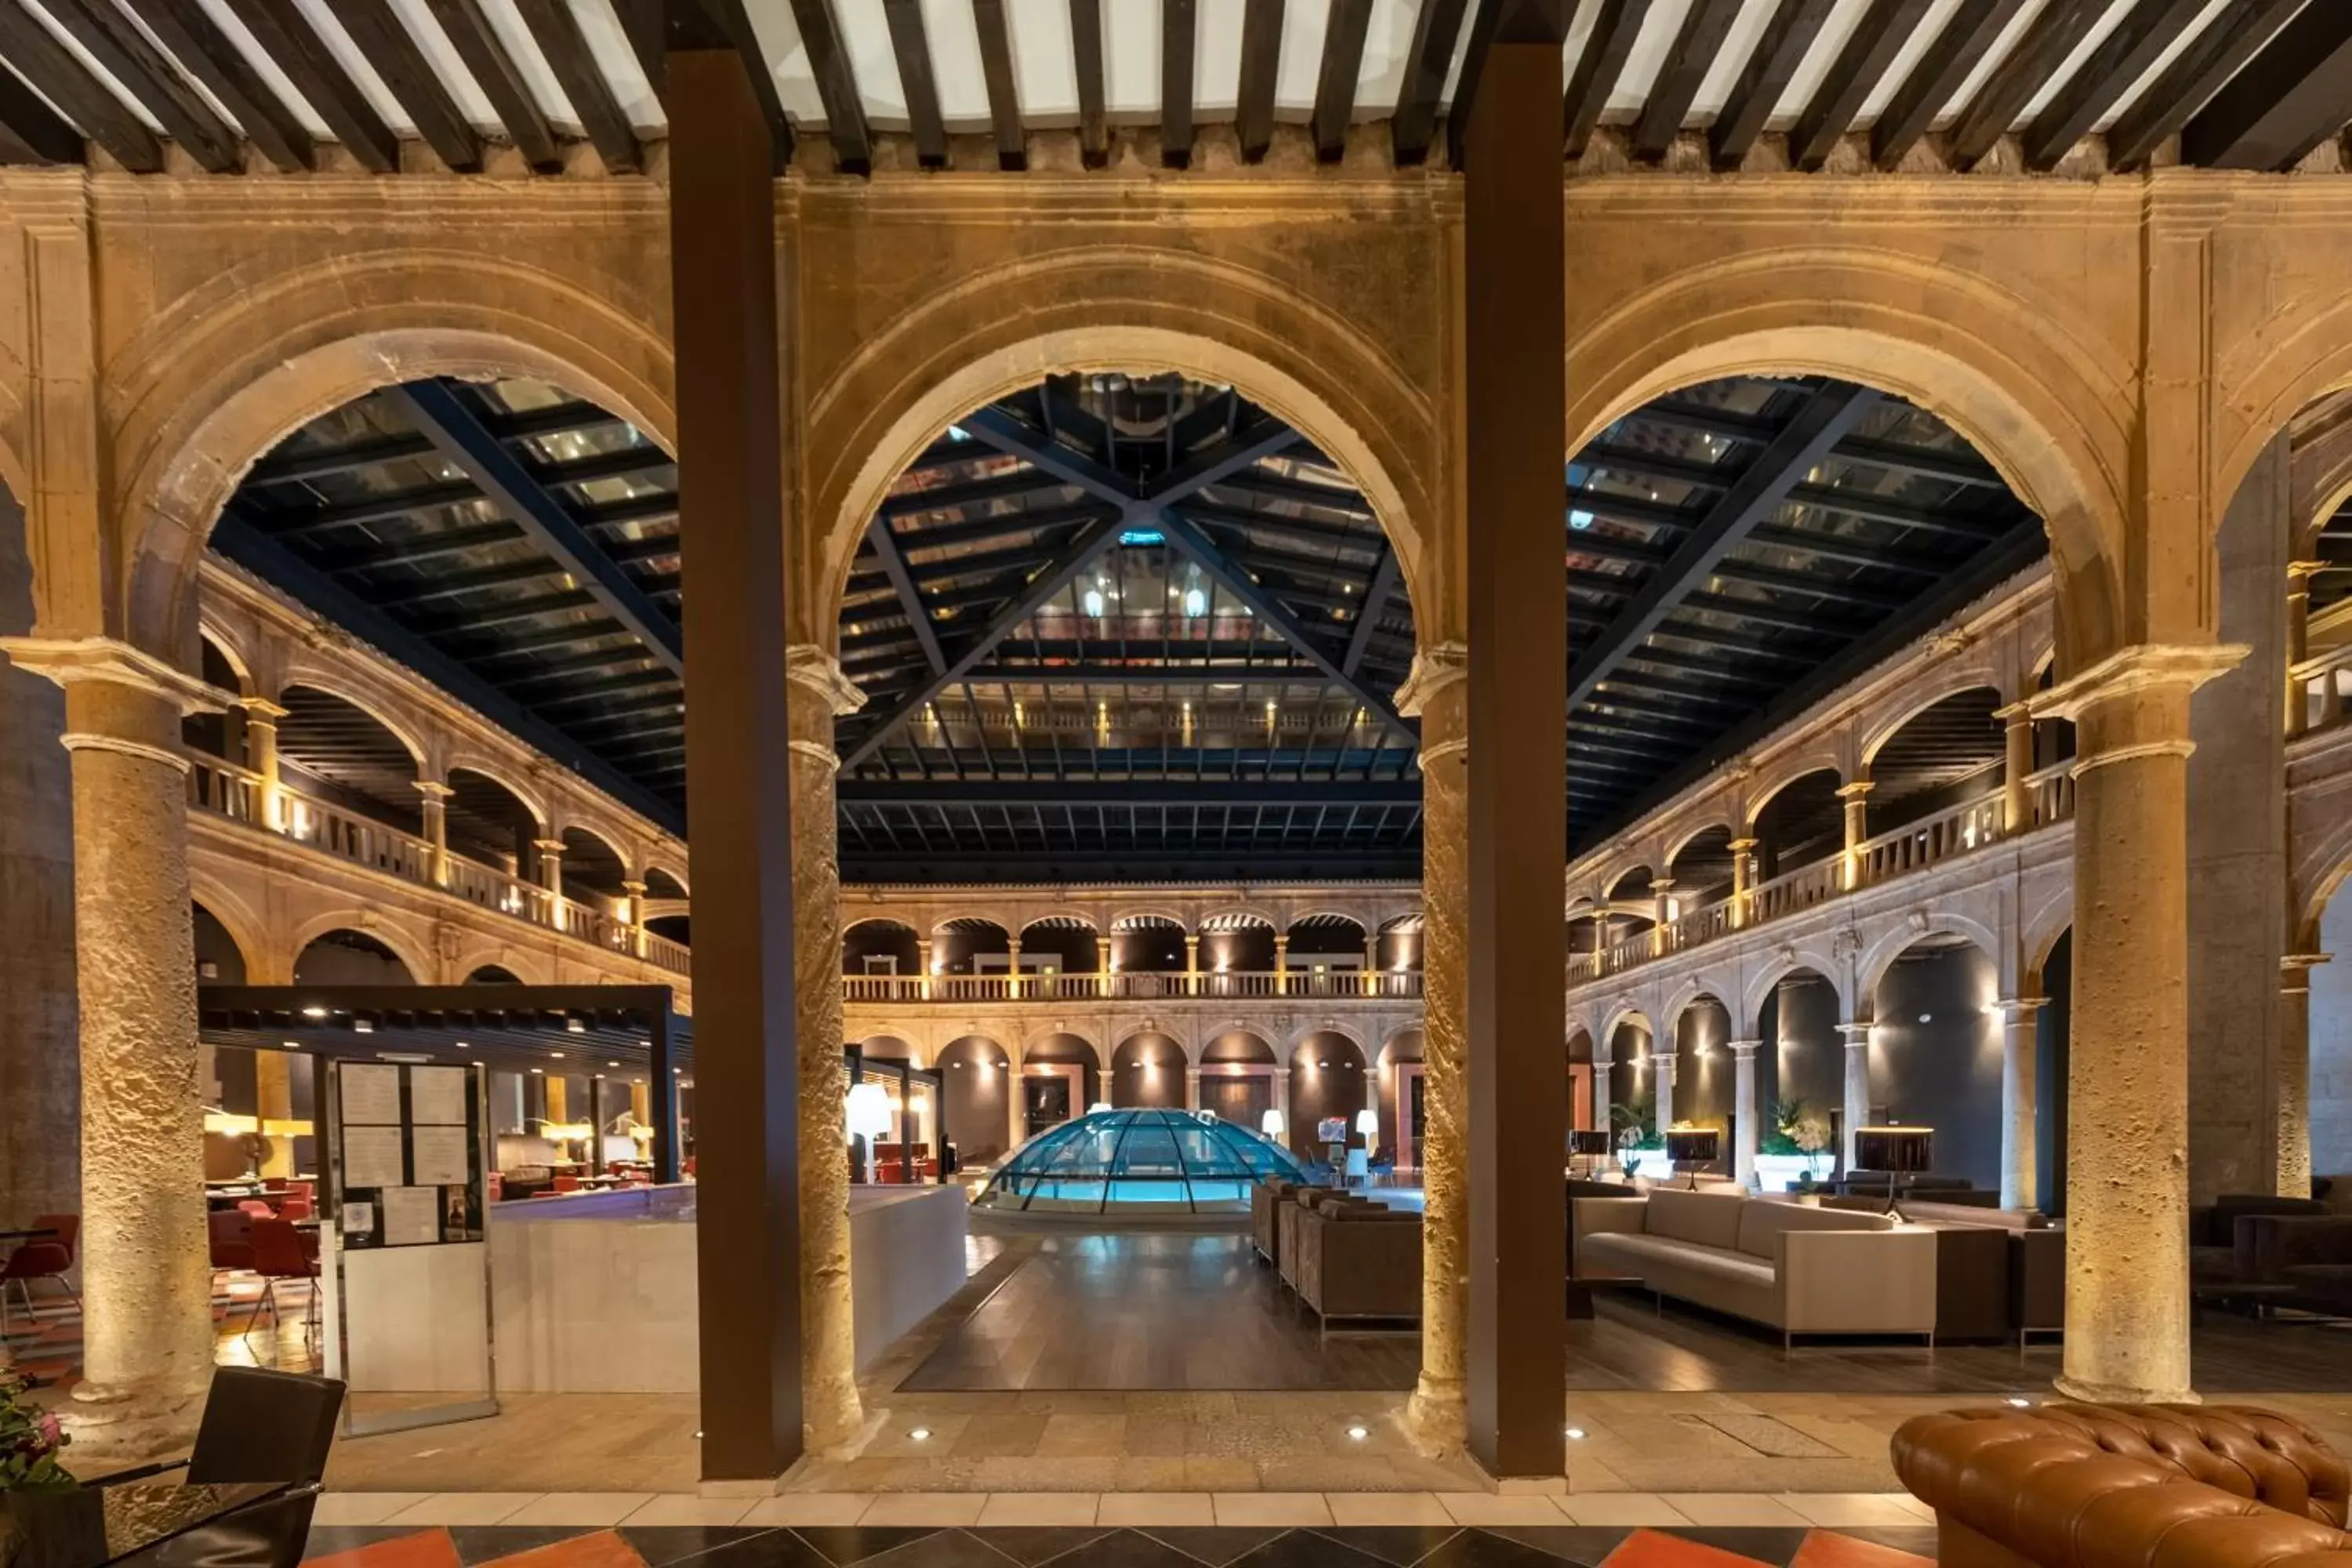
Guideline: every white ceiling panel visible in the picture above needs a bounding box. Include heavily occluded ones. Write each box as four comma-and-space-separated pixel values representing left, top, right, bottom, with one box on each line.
1002, 0, 1080, 125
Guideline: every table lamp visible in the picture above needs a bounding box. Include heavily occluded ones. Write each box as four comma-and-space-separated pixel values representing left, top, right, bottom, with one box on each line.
1664, 1125, 1721, 1190
1260, 1107, 1286, 1142
1853, 1124, 1934, 1218
1569, 1129, 1612, 1177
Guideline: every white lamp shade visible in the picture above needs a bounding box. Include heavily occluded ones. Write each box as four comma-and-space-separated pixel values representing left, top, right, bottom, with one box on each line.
1087, 1101, 1111, 1115
1260, 1108, 1286, 1137
1354, 1109, 1378, 1135
845, 1081, 893, 1141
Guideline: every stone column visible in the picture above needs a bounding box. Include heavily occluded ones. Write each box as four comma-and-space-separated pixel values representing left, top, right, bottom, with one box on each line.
2286, 561, 2320, 739
1996, 998, 2044, 1211
1273, 932, 1290, 993
1184, 932, 1200, 994
1837, 779, 1872, 890
1730, 1040, 1761, 1188
0, 604, 80, 1231
1270, 1066, 1291, 1150
622, 879, 649, 956
1651, 878, 1675, 955
253, 1051, 296, 1178
916, 938, 933, 998
416, 779, 452, 886
786, 646, 867, 1450
1398, 642, 1467, 1452
2036, 643, 2239, 1405
1999, 704, 2034, 833
241, 695, 287, 829
1006, 1054, 1026, 1153
535, 837, 565, 903
1838, 1022, 1871, 1172
1095, 934, 1113, 995
1185, 1065, 1202, 1112
1651, 1051, 1676, 1134
2278, 954, 2328, 1197
1729, 837, 1756, 928
1006, 935, 1022, 999
0, 638, 229, 1457
1591, 1042, 1613, 1161
1365, 935, 1379, 996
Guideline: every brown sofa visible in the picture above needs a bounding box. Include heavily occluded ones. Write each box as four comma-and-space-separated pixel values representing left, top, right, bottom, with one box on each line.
1292, 1200, 1421, 1330
1825, 1196, 2065, 1345
1574, 1186, 1936, 1348
2191, 1195, 2331, 1284
1276, 1186, 1377, 1290
1251, 1178, 1300, 1265
1894, 1402, 2352, 1566
2236, 1215, 2352, 1313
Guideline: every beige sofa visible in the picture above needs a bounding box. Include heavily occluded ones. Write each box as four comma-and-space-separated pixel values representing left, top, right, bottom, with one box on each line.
1573, 1187, 1937, 1348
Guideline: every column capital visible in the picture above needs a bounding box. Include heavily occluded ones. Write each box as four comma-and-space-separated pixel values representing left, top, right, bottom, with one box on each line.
1728, 1039, 1761, 1059
413, 779, 456, 800
1993, 699, 2033, 724
1650, 877, 1676, 892
1835, 779, 1874, 800
2283, 953, 2331, 994
1991, 996, 2047, 1019
786, 644, 867, 716
2025, 642, 2246, 724
532, 837, 568, 854
1648, 1050, 1675, 1066
1727, 835, 1757, 853
621, 879, 649, 895
2288, 559, 2330, 585
1394, 640, 1467, 717
238, 695, 289, 721
1837, 1022, 1871, 1047
0, 635, 233, 716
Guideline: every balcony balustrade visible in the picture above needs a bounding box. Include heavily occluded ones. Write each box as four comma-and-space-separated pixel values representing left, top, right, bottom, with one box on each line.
186, 754, 690, 977
840, 967, 1425, 1003
1566, 768, 2076, 985
2295, 642, 2352, 735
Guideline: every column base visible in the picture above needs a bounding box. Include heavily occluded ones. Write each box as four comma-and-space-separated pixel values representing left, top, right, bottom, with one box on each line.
806, 1403, 886, 1462
1403, 1374, 1467, 1457
64, 1377, 205, 1466
2052, 1374, 2200, 1406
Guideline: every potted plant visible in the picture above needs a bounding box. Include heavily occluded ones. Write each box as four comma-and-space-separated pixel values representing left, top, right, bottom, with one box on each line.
1755, 1098, 1835, 1192
1, 1366, 90, 1568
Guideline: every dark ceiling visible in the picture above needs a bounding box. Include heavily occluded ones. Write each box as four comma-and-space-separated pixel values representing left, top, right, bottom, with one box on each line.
215, 368, 2043, 887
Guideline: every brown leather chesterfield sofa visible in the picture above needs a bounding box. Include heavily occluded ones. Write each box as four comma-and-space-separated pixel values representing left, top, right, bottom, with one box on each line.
1893, 1402, 2352, 1565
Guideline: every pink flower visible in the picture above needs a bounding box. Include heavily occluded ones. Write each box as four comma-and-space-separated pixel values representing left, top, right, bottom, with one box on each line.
36, 1413, 61, 1447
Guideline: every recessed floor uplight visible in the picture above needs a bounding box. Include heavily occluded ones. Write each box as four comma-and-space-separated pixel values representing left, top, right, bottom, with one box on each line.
2005, 1397, 2031, 1408
909, 1427, 932, 1442
1345, 1425, 1368, 1441
302, 1006, 328, 1019
1565, 1426, 1586, 1440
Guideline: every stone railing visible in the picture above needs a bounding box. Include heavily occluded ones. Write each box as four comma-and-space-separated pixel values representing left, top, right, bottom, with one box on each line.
186, 754, 691, 978
1565, 767, 2075, 984
840, 968, 1425, 1003
2292, 640, 2352, 734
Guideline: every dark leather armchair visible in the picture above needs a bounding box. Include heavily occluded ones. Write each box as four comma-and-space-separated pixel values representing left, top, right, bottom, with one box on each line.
1894, 1402, 2352, 1566
99, 1367, 345, 1488
1292, 1201, 1421, 1330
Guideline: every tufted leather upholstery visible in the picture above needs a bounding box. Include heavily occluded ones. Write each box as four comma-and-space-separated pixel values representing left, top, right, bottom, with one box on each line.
1894, 1403, 2352, 1566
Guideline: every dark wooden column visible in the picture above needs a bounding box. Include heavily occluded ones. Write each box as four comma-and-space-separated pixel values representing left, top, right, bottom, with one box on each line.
1463, 0, 1568, 1482
649, 1002, 680, 1185
668, 29, 803, 1482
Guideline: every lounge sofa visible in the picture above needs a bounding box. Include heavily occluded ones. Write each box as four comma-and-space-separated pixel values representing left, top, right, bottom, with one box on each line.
1276, 1186, 1379, 1290
1251, 1178, 1300, 1265
2190, 1194, 2329, 1284
1292, 1198, 1421, 1330
1825, 1196, 2065, 1345
2234, 1214, 2352, 1313
1894, 1402, 2352, 1565
1573, 1186, 1936, 1348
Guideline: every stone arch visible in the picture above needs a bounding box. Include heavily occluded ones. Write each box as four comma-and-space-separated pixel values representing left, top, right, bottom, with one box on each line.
1859, 913, 2005, 1003
1743, 752, 1845, 829
1661, 980, 1736, 1044
1598, 859, 1657, 900
189, 889, 260, 985
2214, 294, 2352, 530
2024, 898, 2075, 996
1286, 1018, 1370, 1061
441, 757, 551, 830
1108, 1029, 1188, 1108
1860, 677, 2009, 768
194, 622, 256, 695
275, 678, 430, 775
1110, 906, 1192, 933
1602, 1004, 1654, 1045
811, 298, 1434, 648
643, 863, 689, 899
1377, 1023, 1426, 1065
1201, 1028, 1278, 1065
1566, 267, 2127, 669
290, 920, 428, 985
116, 270, 672, 659
1663, 818, 1737, 869
1744, 946, 1854, 1031
453, 947, 551, 986
555, 822, 633, 902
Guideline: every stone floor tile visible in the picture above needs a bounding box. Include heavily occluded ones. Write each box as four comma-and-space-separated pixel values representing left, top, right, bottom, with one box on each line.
1555, 1494, 1692, 1527
1094, 1495, 1217, 1527
952, 1414, 1050, 1459
737, 1495, 874, 1527
314, 1494, 439, 1526
383, 1496, 543, 1527
976, 1494, 1100, 1526
1036, 1414, 1127, 1457
1324, 1493, 1454, 1526
1211, 1493, 1334, 1526
858, 1494, 990, 1526
619, 1497, 756, 1527
1657, 1494, 1811, 1526
1431, 1495, 1570, 1526
1773, 1494, 1928, 1527
503, 1496, 654, 1528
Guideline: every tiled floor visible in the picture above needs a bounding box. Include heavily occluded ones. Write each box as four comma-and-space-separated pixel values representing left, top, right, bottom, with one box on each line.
300, 1515, 1940, 1566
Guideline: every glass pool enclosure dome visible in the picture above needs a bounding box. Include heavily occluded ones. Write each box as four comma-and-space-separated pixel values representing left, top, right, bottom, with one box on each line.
976, 1109, 1308, 1214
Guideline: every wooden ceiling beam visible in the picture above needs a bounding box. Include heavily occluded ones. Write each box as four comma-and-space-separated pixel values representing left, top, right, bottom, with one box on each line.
1392, 0, 1465, 165
1161, 0, 1196, 166
117, 0, 305, 169
2181, 1, 2352, 171
1633, 0, 1739, 161
880, 0, 947, 167
1234, 0, 1285, 162
236, 0, 398, 172
2104, 0, 2301, 170
514, 0, 639, 172
0, 58, 82, 163
1944, 0, 2108, 169
1069, 0, 1105, 167
420, 0, 560, 169
45, 0, 239, 170
2021, 0, 2207, 169
1710, 0, 1835, 169
0, 4, 159, 169
341, 0, 482, 170
1869, 0, 2027, 169
971, 0, 1024, 171
1563, 0, 1650, 159
1311, 0, 1373, 162
1789, 0, 1929, 170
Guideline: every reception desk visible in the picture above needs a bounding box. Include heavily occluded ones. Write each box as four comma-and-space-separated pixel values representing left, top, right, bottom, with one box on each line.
485, 1182, 967, 1392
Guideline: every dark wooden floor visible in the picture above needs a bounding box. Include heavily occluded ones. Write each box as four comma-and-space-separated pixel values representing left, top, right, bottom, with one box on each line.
900, 1231, 1421, 1392
901, 1229, 2352, 1396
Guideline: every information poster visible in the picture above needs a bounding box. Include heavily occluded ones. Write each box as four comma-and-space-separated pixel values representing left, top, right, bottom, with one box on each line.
332, 1060, 485, 1249
343, 1125, 407, 1189
408, 1125, 470, 1186
408, 1067, 468, 1127
340, 1063, 403, 1126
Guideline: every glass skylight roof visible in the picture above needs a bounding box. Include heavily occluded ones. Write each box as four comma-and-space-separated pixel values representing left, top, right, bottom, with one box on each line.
976, 1108, 1307, 1214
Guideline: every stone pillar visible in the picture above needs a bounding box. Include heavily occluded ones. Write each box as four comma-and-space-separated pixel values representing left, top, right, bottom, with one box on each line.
1270, 1065, 1291, 1149
0, 638, 230, 1457
1730, 1039, 1761, 1189
2188, 434, 2289, 1204
1006, 1056, 1026, 1153
786, 645, 867, 1451
1398, 641, 1468, 1453
2037, 643, 2239, 1405
1729, 837, 1756, 928
1651, 1051, 1676, 1134
1996, 998, 2044, 1211
2278, 954, 2328, 1197
1184, 932, 1200, 994
1651, 878, 1675, 955
1273, 932, 1290, 993
1006, 934, 1022, 999
253, 1051, 296, 1178
1591, 1044, 1613, 1160
1365, 935, 1379, 996
622, 879, 648, 956
1185, 1065, 1202, 1112
1837, 779, 1872, 890
916, 937, 933, 998
2286, 561, 2320, 739
416, 779, 452, 886
2000, 704, 2034, 833
241, 695, 287, 829
1095, 934, 1113, 994
1838, 1022, 1871, 1172
535, 837, 566, 901
0, 605, 80, 1231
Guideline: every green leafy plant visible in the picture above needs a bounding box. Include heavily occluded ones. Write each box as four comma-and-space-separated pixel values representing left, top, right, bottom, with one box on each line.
1610, 1094, 1662, 1153
0, 1366, 74, 1490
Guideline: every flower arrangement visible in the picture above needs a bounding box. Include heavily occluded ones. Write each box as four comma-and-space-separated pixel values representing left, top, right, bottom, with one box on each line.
0, 1367, 73, 1491
1610, 1094, 1662, 1153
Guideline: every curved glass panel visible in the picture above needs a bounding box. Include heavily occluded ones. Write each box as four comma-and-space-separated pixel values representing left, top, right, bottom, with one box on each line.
975, 1108, 1307, 1214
